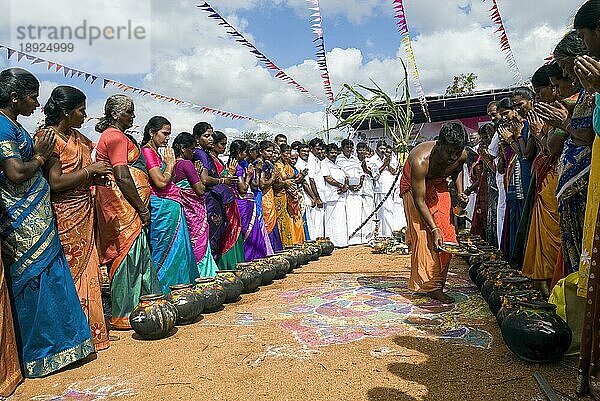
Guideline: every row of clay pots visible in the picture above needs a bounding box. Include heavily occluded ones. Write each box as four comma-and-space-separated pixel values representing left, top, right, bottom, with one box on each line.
461, 235, 572, 363
128, 237, 335, 340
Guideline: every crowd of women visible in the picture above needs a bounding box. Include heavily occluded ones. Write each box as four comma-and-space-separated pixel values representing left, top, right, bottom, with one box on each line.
0, 71, 294, 394
0, 62, 406, 395
462, 1, 600, 395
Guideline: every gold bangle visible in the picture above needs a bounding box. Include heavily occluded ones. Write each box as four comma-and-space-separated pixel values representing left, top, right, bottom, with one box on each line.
33, 155, 45, 166
164, 171, 172, 177
431, 227, 441, 233
83, 167, 90, 180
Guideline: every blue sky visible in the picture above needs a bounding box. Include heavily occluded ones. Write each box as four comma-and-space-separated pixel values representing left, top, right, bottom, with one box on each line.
0, 0, 571, 141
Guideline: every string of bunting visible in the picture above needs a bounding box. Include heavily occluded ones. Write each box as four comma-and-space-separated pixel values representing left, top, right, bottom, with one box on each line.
0, 44, 311, 130
306, 0, 334, 103
197, 1, 326, 106
392, 0, 431, 122
485, 0, 524, 84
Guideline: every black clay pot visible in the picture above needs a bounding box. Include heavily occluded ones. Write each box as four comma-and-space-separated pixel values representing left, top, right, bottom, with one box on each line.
316, 237, 334, 256
266, 256, 289, 279
501, 301, 572, 363
235, 263, 261, 293
481, 269, 524, 301
475, 263, 513, 290
194, 278, 225, 313
256, 259, 276, 285
216, 270, 244, 303
166, 284, 204, 325
275, 250, 297, 271
487, 277, 533, 316
129, 294, 177, 340
495, 289, 544, 325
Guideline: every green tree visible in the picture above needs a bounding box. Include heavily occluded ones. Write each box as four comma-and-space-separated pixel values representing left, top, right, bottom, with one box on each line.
445, 73, 478, 95
234, 130, 271, 143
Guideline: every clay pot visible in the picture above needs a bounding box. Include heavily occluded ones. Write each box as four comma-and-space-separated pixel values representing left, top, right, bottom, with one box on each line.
316, 237, 334, 256
275, 250, 297, 271
194, 277, 225, 313
481, 269, 524, 301
486, 277, 533, 315
129, 294, 177, 340
475, 263, 513, 290
469, 256, 506, 284
216, 270, 244, 303
305, 240, 321, 258
266, 255, 289, 279
166, 284, 204, 325
255, 259, 276, 285
235, 263, 261, 293
495, 290, 544, 325
501, 301, 572, 363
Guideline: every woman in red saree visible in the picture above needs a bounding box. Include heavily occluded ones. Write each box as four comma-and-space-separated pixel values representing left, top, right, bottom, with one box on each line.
94, 95, 162, 329
39, 86, 112, 349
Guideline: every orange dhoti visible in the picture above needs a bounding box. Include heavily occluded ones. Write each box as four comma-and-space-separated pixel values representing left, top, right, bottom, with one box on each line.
400, 162, 456, 293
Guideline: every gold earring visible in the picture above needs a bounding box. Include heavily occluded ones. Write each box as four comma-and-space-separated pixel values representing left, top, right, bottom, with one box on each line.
65, 114, 69, 117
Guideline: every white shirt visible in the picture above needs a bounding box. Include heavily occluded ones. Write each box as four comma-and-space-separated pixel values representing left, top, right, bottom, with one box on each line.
366, 153, 398, 194
320, 158, 346, 203
307, 152, 325, 198
335, 153, 364, 186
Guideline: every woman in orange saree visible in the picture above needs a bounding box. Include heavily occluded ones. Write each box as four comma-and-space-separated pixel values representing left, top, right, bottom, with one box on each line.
39, 86, 111, 350
259, 141, 283, 251
94, 95, 161, 330
274, 145, 305, 246
0, 246, 22, 397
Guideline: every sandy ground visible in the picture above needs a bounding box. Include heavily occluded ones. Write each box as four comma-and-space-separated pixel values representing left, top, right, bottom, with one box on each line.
8, 247, 590, 401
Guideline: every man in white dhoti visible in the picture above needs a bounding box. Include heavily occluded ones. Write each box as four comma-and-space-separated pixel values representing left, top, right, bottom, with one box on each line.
336, 139, 365, 245
487, 101, 505, 247
366, 141, 401, 237
357, 142, 375, 242
306, 138, 326, 239
321, 143, 348, 248
389, 144, 407, 232
295, 143, 314, 239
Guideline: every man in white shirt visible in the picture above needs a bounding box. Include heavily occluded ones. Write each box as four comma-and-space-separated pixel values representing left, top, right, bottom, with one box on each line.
321, 143, 348, 247
306, 138, 326, 239
366, 140, 402, 237
336, 139, 365, 245
357, 142, 375, 242
295, 143, 313, 239
486, 101, 505, 247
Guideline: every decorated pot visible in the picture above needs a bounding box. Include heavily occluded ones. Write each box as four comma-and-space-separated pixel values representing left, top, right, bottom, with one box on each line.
469, 257, 506, 284
166, 283, 204, 325
275, 250, 297, 271
316, 237, 334, 256
495, 289, 544, 325
194, 277, 225, 313
305, 240, 322, 258
266, 255, 289, 279
255, 259, 276, 285
501, 301, 572, 363
216, 270, 244, 303
475, 263, 513, 290
486, 277, 533, 315
129, 294, 177, 340
235, 263, 262, 293
481, 269, 524, 301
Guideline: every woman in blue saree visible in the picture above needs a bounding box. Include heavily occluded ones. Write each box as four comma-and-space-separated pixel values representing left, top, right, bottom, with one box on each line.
0, 68, 93, 377
141, 116, 198, 293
